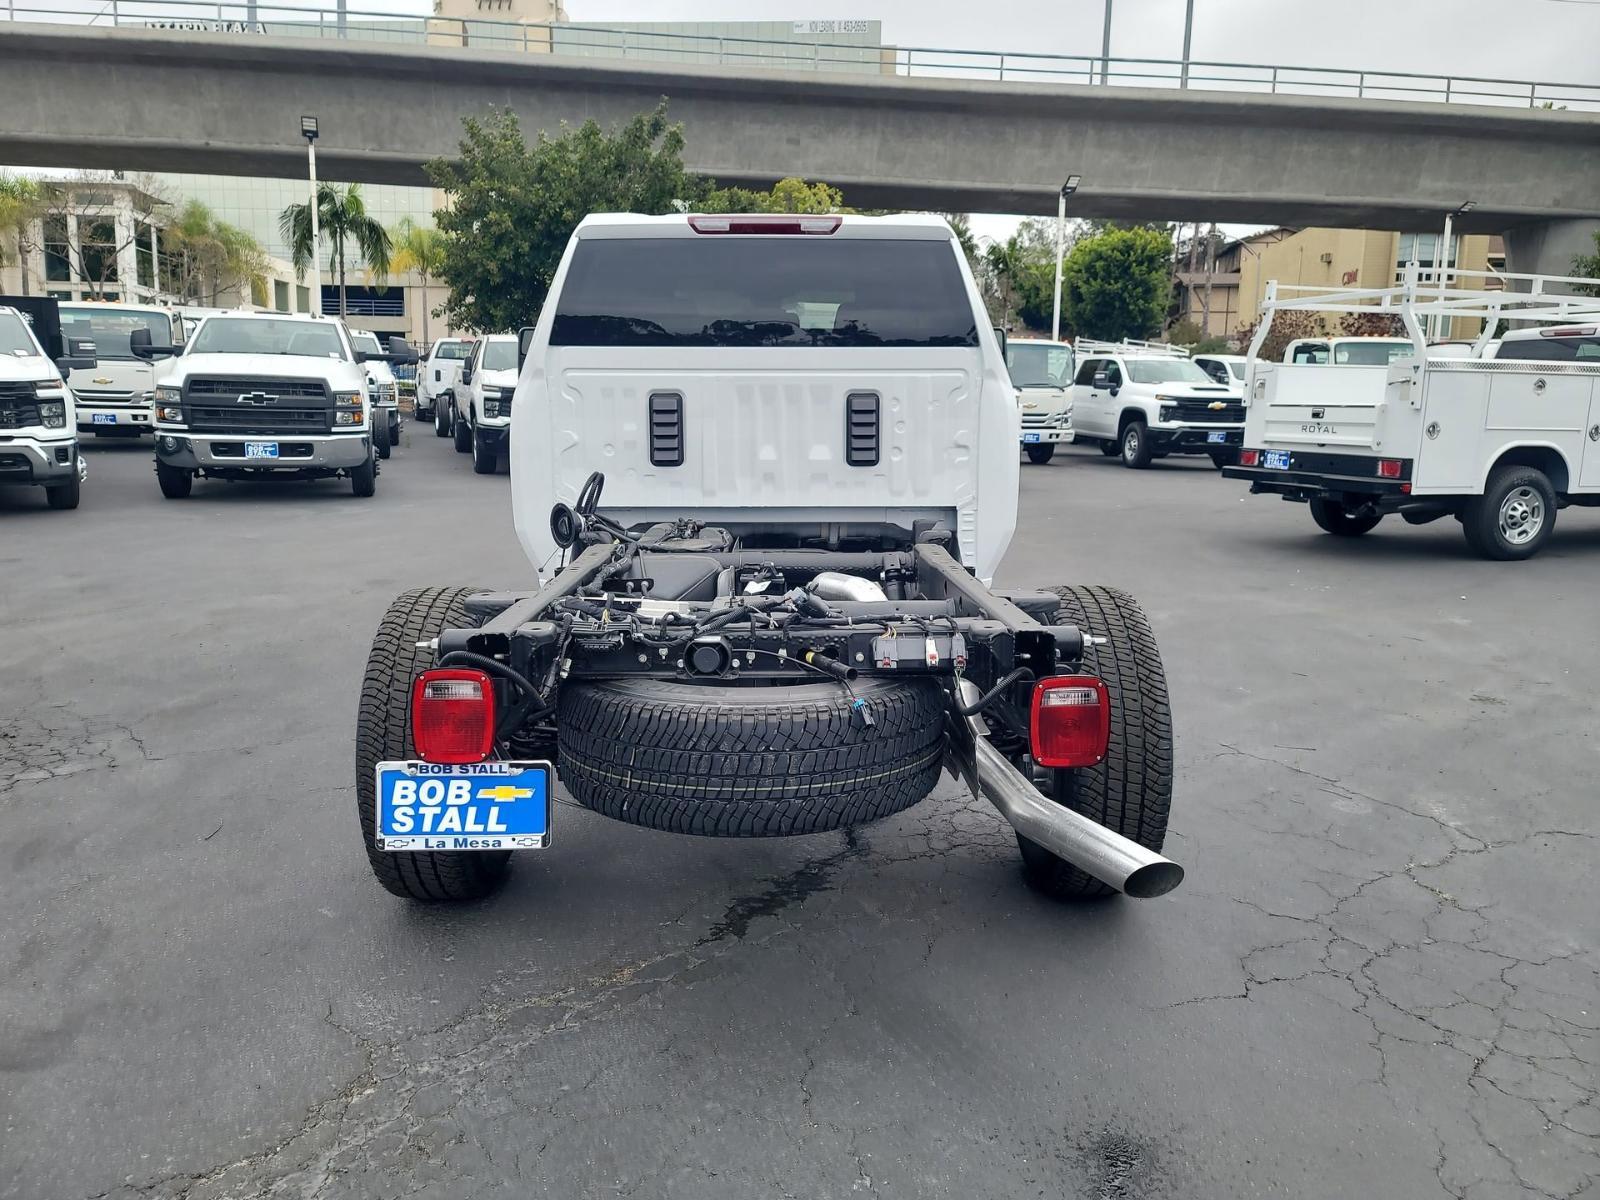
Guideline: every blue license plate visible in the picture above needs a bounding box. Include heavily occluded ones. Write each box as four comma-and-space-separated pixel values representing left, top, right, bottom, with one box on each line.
244, 441, 279, 459
374, 760, 552, 851
92, 413, 116, 425
1263, 450, 1291, 470
1207, 431, 1228, 444
1022, 432, 1042, 444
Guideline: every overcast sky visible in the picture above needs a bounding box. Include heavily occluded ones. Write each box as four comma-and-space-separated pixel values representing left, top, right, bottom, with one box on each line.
568, 0, 1600, 83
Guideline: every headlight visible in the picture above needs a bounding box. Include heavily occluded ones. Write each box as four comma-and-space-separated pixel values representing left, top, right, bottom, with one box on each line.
157, 405, 184, 423
334, 391, 365, 426
155, 385, 182, 405
38, 400, 66, 429
482, 397, 510, 419
1159, 405, 1177, 423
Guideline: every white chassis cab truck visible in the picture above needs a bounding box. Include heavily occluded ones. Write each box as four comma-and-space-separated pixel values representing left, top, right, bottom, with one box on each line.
355, 213, 1183, 906
0, 303, 93, 510
419, 337, 473, 434
1005, 337, 1075, 464
142, 312, 415, 500
1224, 264, 1600, 559
453, 332, 518, 474
58, 302, 180, 439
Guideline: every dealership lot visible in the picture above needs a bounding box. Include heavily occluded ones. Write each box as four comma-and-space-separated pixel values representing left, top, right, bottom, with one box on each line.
2, 434, 1595, 1200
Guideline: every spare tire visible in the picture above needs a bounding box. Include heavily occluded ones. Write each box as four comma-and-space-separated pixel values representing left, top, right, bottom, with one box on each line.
556, 676, 946, 836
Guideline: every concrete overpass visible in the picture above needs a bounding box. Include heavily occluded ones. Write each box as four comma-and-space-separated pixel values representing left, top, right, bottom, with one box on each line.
2, 25, 1598, 271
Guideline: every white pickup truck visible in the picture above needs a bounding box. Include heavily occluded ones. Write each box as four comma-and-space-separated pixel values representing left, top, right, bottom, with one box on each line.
418, 337, 473, 433
0, 303, 92, 510
1070, 338, 1244, 469
1225, 266, 1600, 559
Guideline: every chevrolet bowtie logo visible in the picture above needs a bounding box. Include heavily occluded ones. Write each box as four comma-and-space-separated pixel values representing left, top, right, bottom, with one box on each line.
1208, 401, 1226, 410
477, 784, 534, 802
237, 391, 276, 406
92, 376, 113, 385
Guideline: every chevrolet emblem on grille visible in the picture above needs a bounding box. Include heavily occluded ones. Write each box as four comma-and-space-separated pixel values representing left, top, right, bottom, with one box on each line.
1208, 401, 1226, 410
237, 391, 277, 406
92, 376, 114, 385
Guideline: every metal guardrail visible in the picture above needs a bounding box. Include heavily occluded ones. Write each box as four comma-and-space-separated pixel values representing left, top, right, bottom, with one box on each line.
4, 0, 1600, 112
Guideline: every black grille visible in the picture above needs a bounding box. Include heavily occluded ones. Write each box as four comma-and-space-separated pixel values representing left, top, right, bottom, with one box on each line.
1171, 399, 1244, 423
185, 377, 330, 400
0, 401, 41, 430
187, 405, 330, 435
648, 392, 684, 467
846, 392, 880, 466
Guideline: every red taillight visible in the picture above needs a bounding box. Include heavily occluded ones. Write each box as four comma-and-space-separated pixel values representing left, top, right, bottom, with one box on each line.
1540, 327, 1596, 338
411, 668, 496, 764
1238, 449, 1261, 467
1030, 676, 1111, 769
688, 214, 842, 235
1376, 459, 1403, 479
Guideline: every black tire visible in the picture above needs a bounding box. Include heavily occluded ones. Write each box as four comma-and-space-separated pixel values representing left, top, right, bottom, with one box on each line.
1461, 464, 1557, 561
45, 476, 80, 510
434, 397, 451, 438
351, 453, 377, 498
1025, 443, 1056, 465
472, 431, 498, 475
1099, 440, 1120, 457
1119, 421, 1153, 469
156, 461, 192, 499
1017, 585, 1174, 900
556, 676, 946, 837
356, 586, 511, 901
388, 411, 401, 446
453, 407, 472, 453
1209, 452, 1232, 470
373, 412, 392, 460
1309, 497, 1382, 537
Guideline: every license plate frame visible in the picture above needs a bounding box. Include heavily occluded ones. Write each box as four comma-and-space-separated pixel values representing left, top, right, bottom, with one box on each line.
91, 413, 117, 425
374, 760, 552, 852
244, 441, 280, 459
1263, 450, 1292, 470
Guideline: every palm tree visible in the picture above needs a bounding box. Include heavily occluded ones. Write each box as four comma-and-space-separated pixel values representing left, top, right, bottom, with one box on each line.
388, 217, 447, 347
0, 173, 49, 295
279, 183, 391, 318
165, 200, 269, 305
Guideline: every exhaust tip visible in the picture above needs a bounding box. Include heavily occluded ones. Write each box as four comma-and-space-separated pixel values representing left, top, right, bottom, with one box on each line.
1123, 860, 1185, 899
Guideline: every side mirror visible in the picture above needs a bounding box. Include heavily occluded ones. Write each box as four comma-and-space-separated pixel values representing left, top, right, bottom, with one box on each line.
56, 339, 96, 375
518, 325, 536, 371
992, 325, 1007, 358
385, 336, 419, 365
129, 327, 176, 360
1092, 371, 1110, 389
460, 363, 473, 385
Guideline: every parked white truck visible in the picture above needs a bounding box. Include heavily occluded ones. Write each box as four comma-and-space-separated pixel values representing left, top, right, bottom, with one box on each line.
418, 337, 473, 433
1224, 266, 1600, 559
142, 312, 414, 500
0, 303, 93, 509
353, 213, 1183, 907
58, 302, 180, 439
1070, 338, 1245, 469
1005, 337, 1075, 464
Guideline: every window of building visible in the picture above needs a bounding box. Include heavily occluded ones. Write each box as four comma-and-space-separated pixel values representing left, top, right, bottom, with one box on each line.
43, 217, 71, 282
1397, 233, 1458, 277
250, 277, 269, 307
274, 280, 291, 312
319, 285, 404, 317
135, 221, 156, 289
296, 285, 311, 313
81, 219, 119, 285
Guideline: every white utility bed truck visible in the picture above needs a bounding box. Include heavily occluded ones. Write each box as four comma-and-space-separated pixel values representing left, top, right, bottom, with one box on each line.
353, 213, 1184, 907
1224, 265, 1600, 560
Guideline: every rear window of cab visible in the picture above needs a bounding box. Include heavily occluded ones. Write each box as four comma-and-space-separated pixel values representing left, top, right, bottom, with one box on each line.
551, 238, 979, 349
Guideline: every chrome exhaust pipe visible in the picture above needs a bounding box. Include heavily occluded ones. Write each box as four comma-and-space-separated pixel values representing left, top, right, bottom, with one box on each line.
970, 731, 1184, 900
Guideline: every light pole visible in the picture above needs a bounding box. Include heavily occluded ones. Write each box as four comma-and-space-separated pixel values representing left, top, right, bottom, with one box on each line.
1180, 0, 1195, 88
1434, 200, 1475, 339
1052, 175, 1081, 343
1099, 0, 1112, 84
301, 116, 321, 317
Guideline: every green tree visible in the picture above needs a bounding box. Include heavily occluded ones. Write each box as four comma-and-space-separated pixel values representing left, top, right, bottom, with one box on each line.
706, 177, 850, 214
0, 173, 50, 295
1062, 226, 1173, 341
164, 200, 269, 305
279, 182, 392, 318
1573, 229, 1600, 295
389, 217, 448, 346
426, 102, 707, 332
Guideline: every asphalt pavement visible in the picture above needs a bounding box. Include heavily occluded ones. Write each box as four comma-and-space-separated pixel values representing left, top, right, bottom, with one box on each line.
2, 427, 1596, 1200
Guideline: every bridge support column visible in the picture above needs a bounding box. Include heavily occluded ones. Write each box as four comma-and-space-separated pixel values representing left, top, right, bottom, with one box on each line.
1502, 218, 1600, 282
